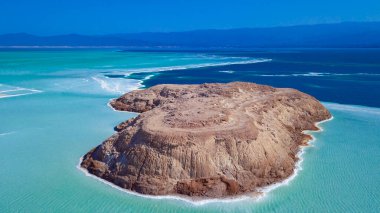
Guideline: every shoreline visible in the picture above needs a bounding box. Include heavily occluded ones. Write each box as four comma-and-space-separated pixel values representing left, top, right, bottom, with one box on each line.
257, 116, 334, 197
77, 102, 333, 205
76, 158, 254, 205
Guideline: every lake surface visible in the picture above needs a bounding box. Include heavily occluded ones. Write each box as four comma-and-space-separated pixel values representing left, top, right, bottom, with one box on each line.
0, 49, 379, 212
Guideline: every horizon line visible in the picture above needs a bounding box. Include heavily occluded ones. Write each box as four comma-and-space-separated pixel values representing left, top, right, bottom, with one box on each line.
1, 21, 379, 37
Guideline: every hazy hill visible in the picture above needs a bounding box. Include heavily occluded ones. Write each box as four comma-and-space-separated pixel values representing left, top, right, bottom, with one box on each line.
1, 22, 379, 48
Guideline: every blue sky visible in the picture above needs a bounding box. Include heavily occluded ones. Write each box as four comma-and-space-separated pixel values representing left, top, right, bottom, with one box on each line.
0, 0, 379, 35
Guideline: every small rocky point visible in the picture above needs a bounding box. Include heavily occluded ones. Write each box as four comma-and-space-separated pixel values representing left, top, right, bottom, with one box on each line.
81, 82, 331, 198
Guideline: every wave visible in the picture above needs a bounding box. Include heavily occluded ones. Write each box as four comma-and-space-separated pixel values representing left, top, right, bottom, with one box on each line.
257, 72, 380, 77
258, 72, 332, 77
92, 76, 142, 94
0, 84, 42, 99
0, 131, 15, 137
108, 58, 271, 75
194, 54, 250, 60
323, 102, 380, 115
292, 72, 326, 77
142, 74, 155, 81
0, 92, 39, 99
94, 58, 270, 94
219, 70, 235, 74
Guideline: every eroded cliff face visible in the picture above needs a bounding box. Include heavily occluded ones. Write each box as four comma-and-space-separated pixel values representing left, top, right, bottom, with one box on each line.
81, 82, 331, 198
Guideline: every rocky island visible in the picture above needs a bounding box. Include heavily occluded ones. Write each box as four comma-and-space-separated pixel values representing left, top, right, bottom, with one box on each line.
81, 82, 331, 198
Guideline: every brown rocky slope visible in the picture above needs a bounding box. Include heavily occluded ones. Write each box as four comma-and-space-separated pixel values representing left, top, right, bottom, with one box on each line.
81, 82, 331, 198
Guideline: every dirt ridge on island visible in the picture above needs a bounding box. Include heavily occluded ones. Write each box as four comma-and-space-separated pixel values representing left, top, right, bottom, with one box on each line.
81, 82, 331, 198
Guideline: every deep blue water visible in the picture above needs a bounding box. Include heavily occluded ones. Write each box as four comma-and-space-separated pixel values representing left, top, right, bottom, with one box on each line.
134, 49, 380, 107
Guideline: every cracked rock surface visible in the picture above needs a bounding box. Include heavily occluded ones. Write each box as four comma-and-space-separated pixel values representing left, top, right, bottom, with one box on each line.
81, 82, 331, 198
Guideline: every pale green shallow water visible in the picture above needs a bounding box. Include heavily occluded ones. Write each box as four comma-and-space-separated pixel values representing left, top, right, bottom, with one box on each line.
0, 50, 379, 212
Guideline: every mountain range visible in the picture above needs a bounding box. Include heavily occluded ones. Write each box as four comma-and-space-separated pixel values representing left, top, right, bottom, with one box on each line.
1, 22, 379, 48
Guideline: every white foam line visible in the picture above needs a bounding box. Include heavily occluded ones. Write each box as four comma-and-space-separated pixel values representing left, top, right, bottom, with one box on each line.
108, 58, 272, 75
323, 102, 380, 115
92, 58, 271, 95
0, 83, 42, 99
142, 74, 155, 81
106, 99, 140, 115
258, 72, 326, 77
77, 157, 254, 205
0, 88, 24, 93
258, 74, 290, 77
257, 116, 334, 197
219, 70, 235, 74
195, 54, 250, 60
77, 116, 333, 205
0, 131, 15, 136
258, 72, 380, 77
107, 99, 121, 113
92, 76, 143, 94
98, 59, 270, 94
0, 90, 42, 99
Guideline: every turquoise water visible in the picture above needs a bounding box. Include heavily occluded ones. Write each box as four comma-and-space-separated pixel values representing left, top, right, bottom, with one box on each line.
0, 50, 379, 212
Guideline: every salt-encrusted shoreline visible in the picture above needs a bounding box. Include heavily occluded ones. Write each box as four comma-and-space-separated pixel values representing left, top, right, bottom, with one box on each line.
77, 116, 332, 205
79, 82, 332, 201
257, 116, 334, 198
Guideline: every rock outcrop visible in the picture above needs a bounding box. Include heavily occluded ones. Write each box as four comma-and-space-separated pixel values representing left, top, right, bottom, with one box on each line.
81, 82, 331, 198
